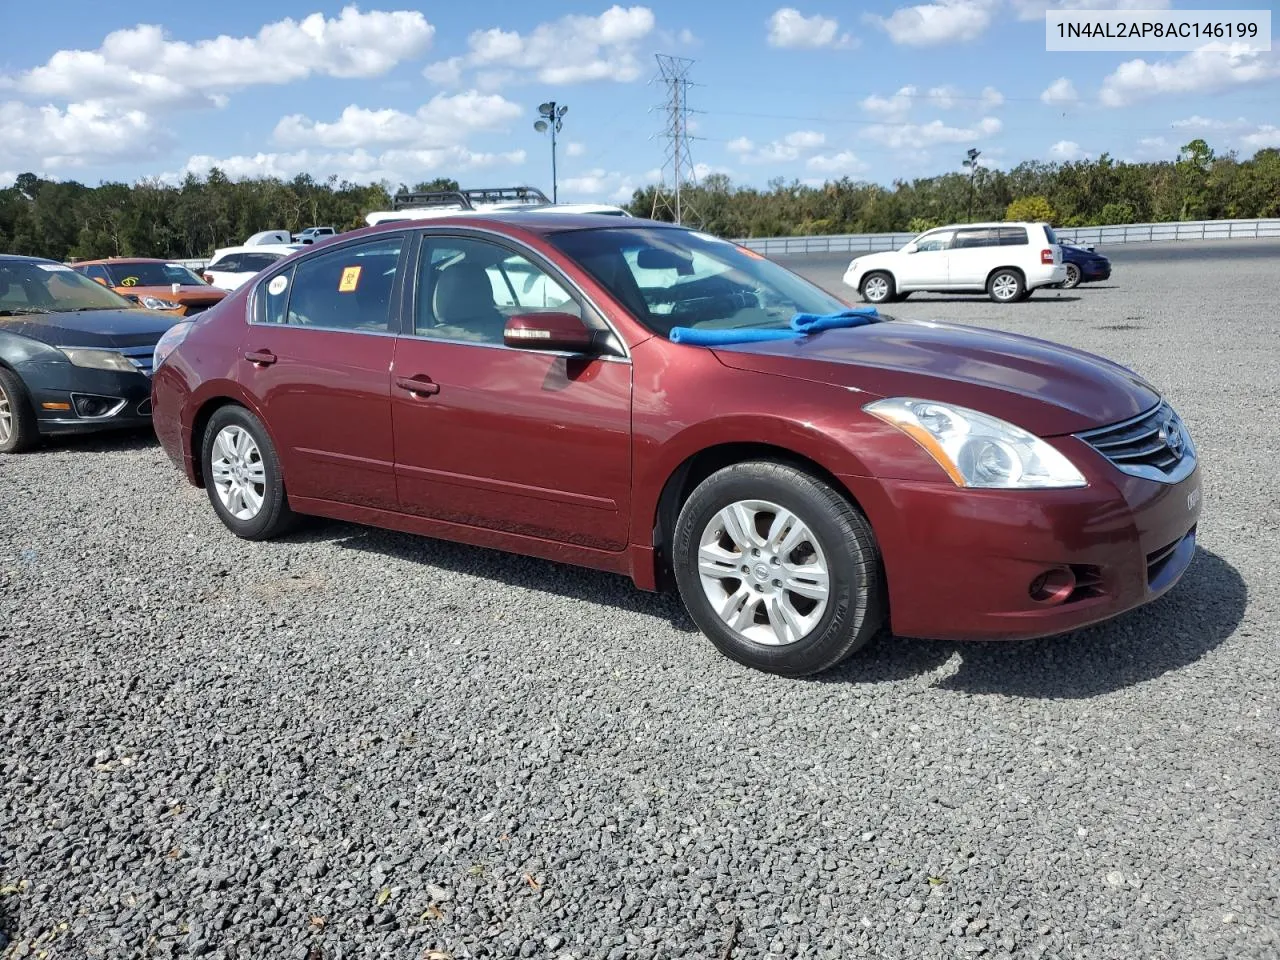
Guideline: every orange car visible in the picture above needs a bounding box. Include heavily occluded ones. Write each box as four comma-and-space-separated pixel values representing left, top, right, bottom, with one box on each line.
71, 257, 227, 316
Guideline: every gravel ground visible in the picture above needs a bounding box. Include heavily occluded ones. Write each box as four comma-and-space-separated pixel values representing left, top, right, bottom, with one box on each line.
2, 243, 1277, 960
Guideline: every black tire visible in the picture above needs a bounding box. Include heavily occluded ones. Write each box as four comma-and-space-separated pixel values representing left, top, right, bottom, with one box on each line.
860, 271, 895, 305
0, 366, 40, 454
200, 404, 299, 540
671, 460, 886, 677
987, 268, 1025, 303
1061, 263, 1082, 289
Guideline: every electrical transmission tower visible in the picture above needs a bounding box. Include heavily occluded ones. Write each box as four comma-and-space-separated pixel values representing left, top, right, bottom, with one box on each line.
649, 54, 702, 225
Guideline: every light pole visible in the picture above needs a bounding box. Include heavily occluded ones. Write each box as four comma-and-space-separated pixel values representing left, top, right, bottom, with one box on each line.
534, 101, 568, 203
963, 147, 981, 222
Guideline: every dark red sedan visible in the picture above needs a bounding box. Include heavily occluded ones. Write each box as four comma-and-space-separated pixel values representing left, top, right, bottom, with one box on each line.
151, 213, 1201, 676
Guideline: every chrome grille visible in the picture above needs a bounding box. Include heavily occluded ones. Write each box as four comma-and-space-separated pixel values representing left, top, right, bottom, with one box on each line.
1076, 401, 1196, 484
117, 344, 156, 377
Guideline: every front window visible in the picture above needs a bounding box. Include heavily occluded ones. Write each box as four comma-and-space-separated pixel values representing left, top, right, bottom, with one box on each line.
0, 260, 138, 314
103, 262, 207, 288
546, 226, 849, 336
911, 230, 955, 253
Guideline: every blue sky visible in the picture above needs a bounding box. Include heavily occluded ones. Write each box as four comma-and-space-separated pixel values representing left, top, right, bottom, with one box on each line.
1, 1, 1277, 202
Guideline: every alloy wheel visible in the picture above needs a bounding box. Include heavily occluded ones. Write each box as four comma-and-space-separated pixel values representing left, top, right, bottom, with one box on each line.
696, 499, 831, 646
1064, 263, 1081, 288
991, 273, 1020, 301
210, 424, 266, 521
0, 387, 11, 446
863, 276, 889, 302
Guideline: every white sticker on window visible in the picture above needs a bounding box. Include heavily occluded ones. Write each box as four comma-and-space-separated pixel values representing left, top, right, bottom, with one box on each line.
267, 275, 289, 296
37, 264, 73, 272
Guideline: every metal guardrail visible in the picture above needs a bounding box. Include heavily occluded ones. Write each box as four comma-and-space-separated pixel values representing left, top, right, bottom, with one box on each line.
735, 218, 1280, 256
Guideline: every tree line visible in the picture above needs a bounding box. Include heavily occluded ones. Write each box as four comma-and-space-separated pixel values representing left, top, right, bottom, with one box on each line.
1, 139, 1276, 262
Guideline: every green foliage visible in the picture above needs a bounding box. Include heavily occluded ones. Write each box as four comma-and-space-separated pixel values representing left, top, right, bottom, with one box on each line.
1004, 195, 1055, 223
1, 140, 1275, 258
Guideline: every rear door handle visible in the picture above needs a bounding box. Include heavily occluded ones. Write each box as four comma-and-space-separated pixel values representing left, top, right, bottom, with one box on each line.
244, 350, 277, 366
396, 375, 440, 397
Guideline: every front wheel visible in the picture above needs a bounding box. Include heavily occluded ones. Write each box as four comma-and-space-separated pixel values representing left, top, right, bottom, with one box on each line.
0, 366, 39, 454
671, 461, 886, 677
860, 272, 894, 304
201, 405, 298, 540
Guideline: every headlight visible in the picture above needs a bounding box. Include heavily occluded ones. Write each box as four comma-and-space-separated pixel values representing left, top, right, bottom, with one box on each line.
153, 321, 193, 371
864, 398, 1087, 489
139, 296, 182, 311
57, 347, 139, 373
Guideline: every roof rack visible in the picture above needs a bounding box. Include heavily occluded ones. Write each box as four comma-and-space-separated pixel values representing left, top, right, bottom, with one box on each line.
390, 185, 551, 211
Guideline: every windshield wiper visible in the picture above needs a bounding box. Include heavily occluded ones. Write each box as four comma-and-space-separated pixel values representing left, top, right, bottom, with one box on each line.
0, 307, 54, 316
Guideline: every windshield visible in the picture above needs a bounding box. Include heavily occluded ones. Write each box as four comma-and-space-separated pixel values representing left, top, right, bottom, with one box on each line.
0, 260, 137, 314
546, 226, 848, 336
104, 262, 206, 287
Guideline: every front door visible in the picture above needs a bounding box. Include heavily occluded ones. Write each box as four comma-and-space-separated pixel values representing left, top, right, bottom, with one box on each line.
896, 228, 954, 288
390, 233, 633, 551
236, 233, 407, 511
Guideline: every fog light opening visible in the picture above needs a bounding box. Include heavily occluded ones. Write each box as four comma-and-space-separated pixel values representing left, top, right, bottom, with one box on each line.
71, 394, 126, 419
1029, 566, 1076, 605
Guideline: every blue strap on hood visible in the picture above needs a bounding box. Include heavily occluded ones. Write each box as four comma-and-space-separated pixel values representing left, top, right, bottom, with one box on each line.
668, 307, 880, 345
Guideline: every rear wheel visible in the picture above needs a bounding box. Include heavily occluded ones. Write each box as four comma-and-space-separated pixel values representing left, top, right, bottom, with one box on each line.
860, 272, 894, 305
671, 461, 886, 677
0, 366, 39, 454
201, 405, 298, 540
987, 269, 1024, 303
1061, 263, 1082, 289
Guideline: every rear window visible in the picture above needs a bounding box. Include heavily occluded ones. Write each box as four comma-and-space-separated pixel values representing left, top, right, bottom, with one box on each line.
1043, 225, 1059, 244
997, 227, 1028, 246
239, 253, 284, 272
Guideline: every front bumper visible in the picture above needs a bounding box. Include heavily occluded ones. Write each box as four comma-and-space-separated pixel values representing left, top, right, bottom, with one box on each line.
19, 361, 154, 436
842, 454, 1202, 641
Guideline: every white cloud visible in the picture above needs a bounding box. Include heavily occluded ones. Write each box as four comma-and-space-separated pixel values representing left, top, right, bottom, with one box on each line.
727, 130, 826, 163
1100, 47, 1280, 107
463, 5, 656, 85
861, 83, 1003, 119
865, 116, 1002, 150
806, 150, 868, 174
1171, 115, 1250, 131
0, 100, 171, 171
1241, 126, 1280, 149
1040, 77, 1078, 104
864, 0, 995, 47
272, 92, 522, 150
1012, 0, 1170, 21
565, 142, 587, 157
422, 57, 464, 86
557, 167, 657, 203
166, 145, 527, 188
1049, 139, 1084, 160
14, 6, 435, 109
766, 8, 855, 49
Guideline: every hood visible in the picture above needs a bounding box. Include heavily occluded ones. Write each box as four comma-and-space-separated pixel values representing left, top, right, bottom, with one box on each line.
846, 250, 899, 269
711, 318, 1159, 436
121, 285, 226, 303
0, 308, 181, 348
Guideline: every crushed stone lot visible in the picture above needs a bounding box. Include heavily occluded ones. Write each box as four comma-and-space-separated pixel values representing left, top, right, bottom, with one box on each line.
2, 241, 1278, 959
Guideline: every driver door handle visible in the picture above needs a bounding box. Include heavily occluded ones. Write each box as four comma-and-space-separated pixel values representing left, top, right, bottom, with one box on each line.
396, 375, 440, 397
244, 350, 276, 366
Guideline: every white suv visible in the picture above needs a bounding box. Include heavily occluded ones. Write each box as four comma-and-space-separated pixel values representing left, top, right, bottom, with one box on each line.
843, 222, 1067, 304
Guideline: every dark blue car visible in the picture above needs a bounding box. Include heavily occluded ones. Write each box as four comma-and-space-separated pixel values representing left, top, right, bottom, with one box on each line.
0, 254, 180, 453
1058, 243, 1112, 289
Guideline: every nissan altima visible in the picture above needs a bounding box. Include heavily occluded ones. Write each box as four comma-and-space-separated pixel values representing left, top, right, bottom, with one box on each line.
150, 214, 1201, 677
0, 254, 184, 453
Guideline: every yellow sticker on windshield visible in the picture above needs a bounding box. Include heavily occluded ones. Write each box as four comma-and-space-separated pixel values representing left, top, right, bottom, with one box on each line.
338, 266, 362, 292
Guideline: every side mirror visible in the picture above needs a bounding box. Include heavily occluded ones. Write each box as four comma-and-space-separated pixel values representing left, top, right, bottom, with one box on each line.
503, 311, 596, 353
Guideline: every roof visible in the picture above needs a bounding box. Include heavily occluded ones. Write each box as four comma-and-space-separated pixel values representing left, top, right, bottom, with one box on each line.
0, 254, 57, 264
351, 210, 675, 243
71, 256, 181, 266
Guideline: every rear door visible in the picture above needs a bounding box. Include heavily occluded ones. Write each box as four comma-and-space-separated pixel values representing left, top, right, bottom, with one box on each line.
947, 227, 1000, 287
389, 231, 633, 551
235, 233, 408, 511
